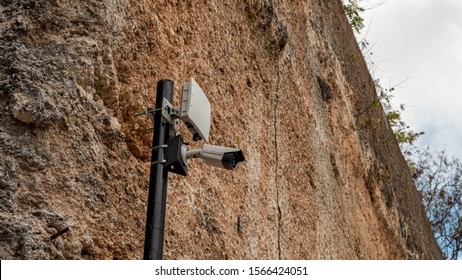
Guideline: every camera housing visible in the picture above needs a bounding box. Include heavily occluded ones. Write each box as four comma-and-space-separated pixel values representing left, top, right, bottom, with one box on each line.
185, 144, 245, 170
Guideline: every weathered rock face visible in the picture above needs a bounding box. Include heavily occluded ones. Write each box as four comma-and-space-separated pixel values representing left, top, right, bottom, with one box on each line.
0, 0, 442, 259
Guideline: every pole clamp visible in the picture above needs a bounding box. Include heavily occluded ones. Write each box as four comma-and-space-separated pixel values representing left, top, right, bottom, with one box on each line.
152, 144, 168, 151
151, 159, 166, 166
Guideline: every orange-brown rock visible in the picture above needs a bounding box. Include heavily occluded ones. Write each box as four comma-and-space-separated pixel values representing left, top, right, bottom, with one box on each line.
0, 0, 441, 259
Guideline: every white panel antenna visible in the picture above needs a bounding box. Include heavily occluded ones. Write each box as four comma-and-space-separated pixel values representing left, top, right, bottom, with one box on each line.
180, 78, 211, 142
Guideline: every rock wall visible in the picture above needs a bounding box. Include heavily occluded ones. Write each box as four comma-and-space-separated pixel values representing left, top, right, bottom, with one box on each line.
0, 0, 442, 259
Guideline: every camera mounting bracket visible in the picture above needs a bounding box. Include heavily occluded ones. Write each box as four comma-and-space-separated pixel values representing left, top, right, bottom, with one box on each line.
160, 98, 181, 132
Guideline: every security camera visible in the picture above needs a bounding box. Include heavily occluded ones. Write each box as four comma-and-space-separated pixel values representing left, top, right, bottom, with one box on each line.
185, 144, 245, 170
165, 136, 245, 175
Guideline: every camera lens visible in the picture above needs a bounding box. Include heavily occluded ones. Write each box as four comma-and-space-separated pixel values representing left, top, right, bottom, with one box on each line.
222, 151, 245, 170
230, 155, 237, 169
222, 153, 236, 170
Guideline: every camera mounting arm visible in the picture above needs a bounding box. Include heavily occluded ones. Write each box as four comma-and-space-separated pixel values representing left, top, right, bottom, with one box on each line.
186, 148, 202, 159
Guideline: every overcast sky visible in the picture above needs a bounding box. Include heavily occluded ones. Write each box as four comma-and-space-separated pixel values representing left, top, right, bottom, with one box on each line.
358, 0, 462, 158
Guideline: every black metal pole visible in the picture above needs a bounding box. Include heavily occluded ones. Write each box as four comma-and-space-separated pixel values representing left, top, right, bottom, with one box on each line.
143, 79, 173, 260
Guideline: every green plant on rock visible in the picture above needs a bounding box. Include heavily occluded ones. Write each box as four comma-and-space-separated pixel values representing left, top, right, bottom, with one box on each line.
355, 78, 425, 147
375, 80, 425, 147
343, 0, 365, 33
387, 110, 424, 146
343, 1, 425, 146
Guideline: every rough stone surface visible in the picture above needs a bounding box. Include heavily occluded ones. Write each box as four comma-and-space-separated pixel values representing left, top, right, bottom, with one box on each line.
0, 0, 441, 259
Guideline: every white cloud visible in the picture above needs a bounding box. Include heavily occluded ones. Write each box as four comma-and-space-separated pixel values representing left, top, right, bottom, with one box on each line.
360, 0, 462, 157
